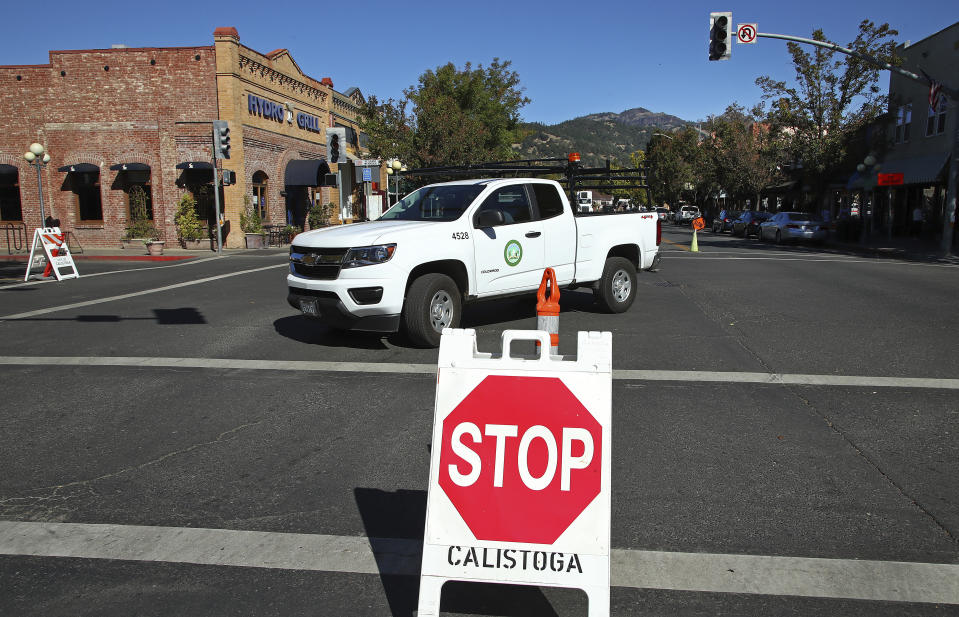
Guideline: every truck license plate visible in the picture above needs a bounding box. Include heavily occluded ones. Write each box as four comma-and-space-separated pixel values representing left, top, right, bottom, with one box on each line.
300, 299, 319, 317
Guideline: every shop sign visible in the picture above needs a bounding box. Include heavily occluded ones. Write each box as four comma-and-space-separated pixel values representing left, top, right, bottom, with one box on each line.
248, 94, 285, 123
877, 173, 904, 186
296, 112, 321, 133
248, 94, 320, 133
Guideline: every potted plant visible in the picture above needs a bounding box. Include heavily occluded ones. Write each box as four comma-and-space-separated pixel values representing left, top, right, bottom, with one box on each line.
282, 224, 302, 245
175, 193, 208, 250
308, 201, 337, 230
240, 195, 266, 249
144, 231, 165, 256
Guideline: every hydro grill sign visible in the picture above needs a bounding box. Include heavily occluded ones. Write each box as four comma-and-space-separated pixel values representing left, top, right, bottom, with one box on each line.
418, 329, 612, 617
247, 94, 321, 133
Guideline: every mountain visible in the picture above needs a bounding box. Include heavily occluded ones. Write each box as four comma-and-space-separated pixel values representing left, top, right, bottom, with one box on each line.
514, 107, 692, 167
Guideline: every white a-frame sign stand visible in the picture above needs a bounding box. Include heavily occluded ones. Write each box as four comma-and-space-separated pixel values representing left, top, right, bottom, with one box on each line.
418, 328, 612, 616
24, 227, 79, 281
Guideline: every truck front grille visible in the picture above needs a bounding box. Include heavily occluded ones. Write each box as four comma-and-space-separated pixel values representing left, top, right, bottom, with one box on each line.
289, 245, 348, 280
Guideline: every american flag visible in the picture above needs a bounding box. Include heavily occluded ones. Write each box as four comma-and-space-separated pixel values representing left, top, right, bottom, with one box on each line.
928, 79, 943, 113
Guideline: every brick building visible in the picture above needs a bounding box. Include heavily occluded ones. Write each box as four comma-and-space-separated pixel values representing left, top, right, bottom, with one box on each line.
0, 27, 381, 249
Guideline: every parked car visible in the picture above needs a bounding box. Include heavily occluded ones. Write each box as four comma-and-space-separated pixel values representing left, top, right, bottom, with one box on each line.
712, 209, 741, 233
731, 211, 771, 237
655, 207, 671, 222
674, 205, 701, 225
757, 212, 829, 243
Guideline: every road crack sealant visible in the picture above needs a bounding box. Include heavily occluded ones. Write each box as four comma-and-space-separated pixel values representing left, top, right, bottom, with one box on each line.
662, 271, 958, 548
0, 420, 264, 521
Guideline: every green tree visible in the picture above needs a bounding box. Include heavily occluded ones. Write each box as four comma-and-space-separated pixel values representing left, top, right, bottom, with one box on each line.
174, 193, 203, 241
754, 20, 898, 208
705, 104, 783, 210
626, 149, 650, 207
646, 129, 701, 207
359, 59, 530, 168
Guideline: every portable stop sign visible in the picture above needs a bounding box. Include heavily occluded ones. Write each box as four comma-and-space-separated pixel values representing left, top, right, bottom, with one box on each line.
418, 328, 612, 617
24, 227, 79, 281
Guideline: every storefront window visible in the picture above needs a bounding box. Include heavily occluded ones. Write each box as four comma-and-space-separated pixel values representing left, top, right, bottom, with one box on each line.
190, 183, 225, 229
0, 169, 22, 221
120, 170, 153, 220
252, 171, 268, 221
71, 172, 103, 222
895, 104, 912, 143
927, 98, 947, 136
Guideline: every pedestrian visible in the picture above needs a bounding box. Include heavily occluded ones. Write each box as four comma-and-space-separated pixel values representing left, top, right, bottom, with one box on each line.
911, 205, 923, 238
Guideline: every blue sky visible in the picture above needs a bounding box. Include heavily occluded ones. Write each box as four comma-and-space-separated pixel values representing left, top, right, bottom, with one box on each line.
3, 1, 956, 124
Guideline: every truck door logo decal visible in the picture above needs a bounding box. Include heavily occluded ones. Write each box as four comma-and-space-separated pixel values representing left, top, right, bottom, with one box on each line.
504, 240, 523, 267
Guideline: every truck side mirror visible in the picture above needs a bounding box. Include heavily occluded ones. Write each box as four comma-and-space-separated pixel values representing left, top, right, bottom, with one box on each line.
476, 209, 505, 228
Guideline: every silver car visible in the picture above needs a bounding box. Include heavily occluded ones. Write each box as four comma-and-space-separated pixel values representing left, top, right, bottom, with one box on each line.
675, 205, 701, 225
757, 212, 829, 243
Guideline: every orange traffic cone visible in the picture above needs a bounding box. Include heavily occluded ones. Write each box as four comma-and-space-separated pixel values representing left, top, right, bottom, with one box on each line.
536, 267, 560, 355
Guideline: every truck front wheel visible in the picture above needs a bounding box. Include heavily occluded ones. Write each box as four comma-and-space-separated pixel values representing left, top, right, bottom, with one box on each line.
595, 257, 637, 313
402, 273, 461, 347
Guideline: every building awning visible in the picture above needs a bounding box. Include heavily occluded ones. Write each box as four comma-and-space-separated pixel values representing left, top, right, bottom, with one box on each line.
109, 162, 151, 172
879, 153, 950, 185
57, 163, 100, 173
176, 161, 214, 171
285, 159, 332, 186
0, 164, 18, 175
847, 152, 950, 190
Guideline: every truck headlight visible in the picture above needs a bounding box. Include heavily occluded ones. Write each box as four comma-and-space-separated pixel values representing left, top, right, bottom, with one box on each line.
342, 244, 396, 268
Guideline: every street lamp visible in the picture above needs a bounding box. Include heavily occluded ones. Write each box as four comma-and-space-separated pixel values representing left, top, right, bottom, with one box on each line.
385, 158, 407, 206
23, 142, 51, 225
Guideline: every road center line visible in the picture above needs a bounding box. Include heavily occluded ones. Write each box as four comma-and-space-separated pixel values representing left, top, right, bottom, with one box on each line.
0, 263, 287, 320
1, 356, 958, 389
0, 520, 955, 604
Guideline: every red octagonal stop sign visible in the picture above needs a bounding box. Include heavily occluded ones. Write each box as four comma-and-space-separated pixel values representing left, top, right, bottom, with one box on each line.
438, 375, 602, 544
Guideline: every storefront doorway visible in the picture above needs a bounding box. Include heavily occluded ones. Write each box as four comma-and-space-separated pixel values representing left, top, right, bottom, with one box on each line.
0, 165, 22, 222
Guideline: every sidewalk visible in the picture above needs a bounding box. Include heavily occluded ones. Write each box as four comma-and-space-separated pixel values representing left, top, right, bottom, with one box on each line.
0, 246, 290, 262
825, 234, 959, 265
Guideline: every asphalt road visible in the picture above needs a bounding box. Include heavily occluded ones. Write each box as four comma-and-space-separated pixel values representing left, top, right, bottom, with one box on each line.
1, 228, 957, 616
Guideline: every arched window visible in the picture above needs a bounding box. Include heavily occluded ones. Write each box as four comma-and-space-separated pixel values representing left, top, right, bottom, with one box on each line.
252, 171, 268, 221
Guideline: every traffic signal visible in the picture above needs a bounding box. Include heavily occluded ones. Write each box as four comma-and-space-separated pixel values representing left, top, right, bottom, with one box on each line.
213, 120, 231, 159
709, 12, 732, 61
326, 127, 346, 164
221, 169, 235, 186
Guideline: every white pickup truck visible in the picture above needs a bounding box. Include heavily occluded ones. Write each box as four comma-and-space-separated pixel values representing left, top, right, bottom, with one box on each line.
287, 178, 662, 346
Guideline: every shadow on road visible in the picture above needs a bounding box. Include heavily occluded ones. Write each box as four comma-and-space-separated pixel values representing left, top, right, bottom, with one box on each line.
4, 308, 207, 324
273, 315, 393, 350
273, 291, 604, 352
354, 487, 568, 617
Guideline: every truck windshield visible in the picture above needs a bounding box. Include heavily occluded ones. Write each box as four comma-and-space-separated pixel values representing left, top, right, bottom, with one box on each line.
379, 185, 485, 221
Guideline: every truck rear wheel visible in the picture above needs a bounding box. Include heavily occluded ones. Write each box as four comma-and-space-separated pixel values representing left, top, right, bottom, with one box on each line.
595, 257, 637, 313
403, 273, 461, 348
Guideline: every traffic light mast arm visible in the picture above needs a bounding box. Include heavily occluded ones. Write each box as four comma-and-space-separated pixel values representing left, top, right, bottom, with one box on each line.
750, 31, 957, 96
